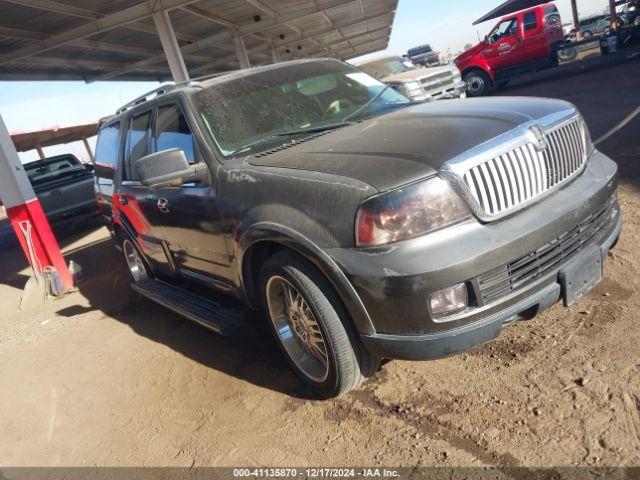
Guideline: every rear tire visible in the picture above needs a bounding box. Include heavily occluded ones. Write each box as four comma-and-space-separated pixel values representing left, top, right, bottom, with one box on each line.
463, 70, 492, 97
260, 251, 380, 398
122, 238, 149, 283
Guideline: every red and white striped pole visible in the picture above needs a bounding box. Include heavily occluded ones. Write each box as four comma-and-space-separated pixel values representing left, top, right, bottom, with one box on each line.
0, 114, 73, 292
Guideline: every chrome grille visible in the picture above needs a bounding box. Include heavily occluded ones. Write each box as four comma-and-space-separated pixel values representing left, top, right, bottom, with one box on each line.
457, 118, 587, 219
420, 72, 453, 89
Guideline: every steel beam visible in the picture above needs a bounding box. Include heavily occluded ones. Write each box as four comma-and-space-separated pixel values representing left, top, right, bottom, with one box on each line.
1, 0, 202, 44
189, 9, 394, 76
0, 0, 201, 67
99, 1, 395, 80
82, 138, 94, 163
153, 10, 190, 83
570, 0, 582, 40
233, 34, 252, 69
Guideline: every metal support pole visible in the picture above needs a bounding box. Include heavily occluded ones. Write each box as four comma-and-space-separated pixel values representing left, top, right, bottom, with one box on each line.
0, 114, 73, 291
233, 33, 251, 69
35, 144, 45, 160
82, 137, 94, 163
609, 0, 618, 29
270, 41, 280, 63
152, 10, 190, 83
571, 0, 582, 40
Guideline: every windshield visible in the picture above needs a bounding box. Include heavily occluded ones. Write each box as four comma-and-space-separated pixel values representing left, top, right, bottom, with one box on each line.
194, 60, 410, 157
408, 45, 432, 56
358, 57, 416, 80
24, 156, 80, 183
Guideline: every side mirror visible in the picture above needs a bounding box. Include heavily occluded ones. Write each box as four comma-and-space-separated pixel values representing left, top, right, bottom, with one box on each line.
135, 148, 207, 187
84, 163, 94, 172
484, 35, 490, 44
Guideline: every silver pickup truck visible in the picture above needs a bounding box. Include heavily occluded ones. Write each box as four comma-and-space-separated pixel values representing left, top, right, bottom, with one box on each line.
24, 154, 99, 226
354, 54, 466, 102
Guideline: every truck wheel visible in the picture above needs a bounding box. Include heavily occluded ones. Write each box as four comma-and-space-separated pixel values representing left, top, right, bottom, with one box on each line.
463, 70, 491, 97
260, 251, 380, 398
122, 238, 149, 282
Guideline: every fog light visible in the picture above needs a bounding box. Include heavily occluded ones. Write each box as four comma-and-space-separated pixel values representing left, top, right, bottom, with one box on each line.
430, 283, 468, 316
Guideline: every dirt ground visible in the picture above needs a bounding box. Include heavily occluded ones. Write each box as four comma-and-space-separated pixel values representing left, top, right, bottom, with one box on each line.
1, 52, 639, 469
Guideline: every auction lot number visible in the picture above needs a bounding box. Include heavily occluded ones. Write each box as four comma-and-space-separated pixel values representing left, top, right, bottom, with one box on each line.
233, 469, 399, 478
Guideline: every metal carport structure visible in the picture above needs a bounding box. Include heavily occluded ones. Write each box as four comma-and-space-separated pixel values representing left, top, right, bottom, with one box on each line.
0, 0, 398, 294
0, 0, 398, 81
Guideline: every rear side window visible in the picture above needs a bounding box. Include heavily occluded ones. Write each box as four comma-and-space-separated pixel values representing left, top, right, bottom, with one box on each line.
94, 122, 120, 178
155, 104, 198, 163
524, 12, 538, 31
124, 111, 151, 180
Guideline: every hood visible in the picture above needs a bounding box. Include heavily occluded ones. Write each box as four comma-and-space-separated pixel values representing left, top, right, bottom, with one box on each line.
382, 65, 454, 84
455, 42, 485, 64
248, 97, 575, 192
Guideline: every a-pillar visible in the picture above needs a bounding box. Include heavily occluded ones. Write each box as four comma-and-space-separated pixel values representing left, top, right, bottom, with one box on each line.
0, 115, 73, 291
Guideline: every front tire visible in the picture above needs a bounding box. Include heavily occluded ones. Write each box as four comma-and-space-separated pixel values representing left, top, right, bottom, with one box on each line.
260, 251, 379, 398
463, 70, 492, 97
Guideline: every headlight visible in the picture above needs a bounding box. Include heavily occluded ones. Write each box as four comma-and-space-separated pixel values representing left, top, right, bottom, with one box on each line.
405, 81, 423, 93
355, 177, 471, 247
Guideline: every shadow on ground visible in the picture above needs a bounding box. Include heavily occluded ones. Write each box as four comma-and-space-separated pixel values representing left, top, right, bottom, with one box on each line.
57, 235, 309, 399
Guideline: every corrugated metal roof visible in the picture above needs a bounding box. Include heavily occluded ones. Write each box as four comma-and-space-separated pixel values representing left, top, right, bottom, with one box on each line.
0, 0, 397, 82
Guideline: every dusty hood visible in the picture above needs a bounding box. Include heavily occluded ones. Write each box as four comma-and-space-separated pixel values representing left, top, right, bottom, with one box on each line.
249, 97, 576, 192
382, 66, 453, 83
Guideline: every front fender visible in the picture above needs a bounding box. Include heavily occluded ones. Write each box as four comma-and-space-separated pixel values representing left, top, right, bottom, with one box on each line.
462, 58, 494, 80
237, 222, 375, 335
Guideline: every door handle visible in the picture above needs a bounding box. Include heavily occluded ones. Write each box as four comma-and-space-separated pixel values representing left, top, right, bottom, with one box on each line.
157, 198, 170, 214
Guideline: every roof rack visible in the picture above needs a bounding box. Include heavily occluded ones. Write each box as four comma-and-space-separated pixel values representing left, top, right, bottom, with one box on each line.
113, 70, 238, 116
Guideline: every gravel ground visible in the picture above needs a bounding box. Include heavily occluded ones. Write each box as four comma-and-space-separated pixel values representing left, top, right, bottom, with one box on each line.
0, 53, 639, 469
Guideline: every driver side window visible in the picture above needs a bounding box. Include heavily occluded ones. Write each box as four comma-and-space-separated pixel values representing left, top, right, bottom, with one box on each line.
490, 18, 517, 43
155, 104, 200, 164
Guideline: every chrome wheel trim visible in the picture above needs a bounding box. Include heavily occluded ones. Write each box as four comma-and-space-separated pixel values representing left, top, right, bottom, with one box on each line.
466, 74, 485, 96
123, 239, 147, 282
265, 276, 329, 382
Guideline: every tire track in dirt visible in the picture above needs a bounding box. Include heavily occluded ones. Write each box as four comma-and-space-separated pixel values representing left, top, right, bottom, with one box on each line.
324, 371, 562, 479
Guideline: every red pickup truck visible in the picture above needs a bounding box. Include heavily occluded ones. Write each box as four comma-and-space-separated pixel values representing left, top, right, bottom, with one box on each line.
454, 2, 565, 96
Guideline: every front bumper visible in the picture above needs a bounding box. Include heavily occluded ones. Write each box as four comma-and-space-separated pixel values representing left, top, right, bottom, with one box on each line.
327, 150, 620, 359
413, 81, 467, 102
359, 216, 621, 360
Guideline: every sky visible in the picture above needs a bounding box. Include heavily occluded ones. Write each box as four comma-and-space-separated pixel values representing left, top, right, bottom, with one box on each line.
0, 0, 612, 163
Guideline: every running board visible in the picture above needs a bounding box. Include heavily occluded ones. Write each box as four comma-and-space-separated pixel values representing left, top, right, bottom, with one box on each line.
131, 279, 244, 336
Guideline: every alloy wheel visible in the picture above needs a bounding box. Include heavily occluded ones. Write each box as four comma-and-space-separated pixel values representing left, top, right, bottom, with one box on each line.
265, 276, 329, 382
123, 239, 147, 282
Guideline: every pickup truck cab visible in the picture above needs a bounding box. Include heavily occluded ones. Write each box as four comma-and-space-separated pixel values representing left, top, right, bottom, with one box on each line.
24, 154, 98, 226
95, 58, 620, 398
405, 44, 440, 67
455, 2, 564, 96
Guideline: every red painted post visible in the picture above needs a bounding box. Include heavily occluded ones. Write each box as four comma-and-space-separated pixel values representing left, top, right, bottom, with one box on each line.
0, 114, 73, 292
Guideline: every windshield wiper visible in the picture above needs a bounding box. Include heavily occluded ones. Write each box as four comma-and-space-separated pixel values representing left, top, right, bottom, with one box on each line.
340, 84, 392, 123
230, 123, 349, 155
273, 122, 351, 137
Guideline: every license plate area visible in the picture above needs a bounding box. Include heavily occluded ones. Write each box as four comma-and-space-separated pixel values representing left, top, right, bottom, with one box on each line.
558, 246, 603, 306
